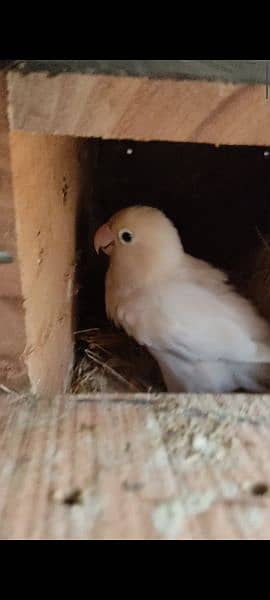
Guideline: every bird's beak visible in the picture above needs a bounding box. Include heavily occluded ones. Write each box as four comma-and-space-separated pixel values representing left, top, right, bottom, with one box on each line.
94, 223, 115, 255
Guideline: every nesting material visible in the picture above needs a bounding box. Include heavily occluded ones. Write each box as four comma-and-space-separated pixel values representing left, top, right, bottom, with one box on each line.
71, 327, 165, 393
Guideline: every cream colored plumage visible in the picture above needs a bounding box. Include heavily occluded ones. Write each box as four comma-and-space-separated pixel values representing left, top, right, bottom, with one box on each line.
94, 206, 270, 393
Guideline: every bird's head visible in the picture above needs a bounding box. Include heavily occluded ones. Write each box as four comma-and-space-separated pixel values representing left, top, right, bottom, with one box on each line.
94, 205, 183, 272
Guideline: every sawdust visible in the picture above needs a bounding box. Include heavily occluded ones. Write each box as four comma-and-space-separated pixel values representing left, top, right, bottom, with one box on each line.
152, 491, 217, 539
155, 401, 235, 467
234, 506, 264, 532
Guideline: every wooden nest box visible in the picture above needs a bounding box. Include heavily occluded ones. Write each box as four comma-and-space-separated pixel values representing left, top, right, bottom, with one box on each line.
1, 60, 270, 397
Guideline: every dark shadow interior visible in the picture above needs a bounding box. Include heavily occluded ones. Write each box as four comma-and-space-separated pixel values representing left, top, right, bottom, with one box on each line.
76, 139, 270, 334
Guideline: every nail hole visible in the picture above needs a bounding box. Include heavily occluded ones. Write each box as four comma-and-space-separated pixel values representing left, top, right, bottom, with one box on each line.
63, 488, 83, 505
251, 482, 268, 496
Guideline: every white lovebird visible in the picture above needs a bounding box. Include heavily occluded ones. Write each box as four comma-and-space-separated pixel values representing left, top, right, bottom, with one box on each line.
94, 206, 270, 393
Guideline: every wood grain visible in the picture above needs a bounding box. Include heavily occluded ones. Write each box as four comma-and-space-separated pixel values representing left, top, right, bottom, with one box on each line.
8, 71, 270, 146
0, 73, 29, 390
1, 392, 270, 540
9, 133, 93, 398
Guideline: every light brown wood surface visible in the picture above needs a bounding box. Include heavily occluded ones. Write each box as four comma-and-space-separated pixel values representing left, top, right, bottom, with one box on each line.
8, 71, 270, 146
0, 73, 29, 390
1, 392, 270, 540
9, 132, 91, 398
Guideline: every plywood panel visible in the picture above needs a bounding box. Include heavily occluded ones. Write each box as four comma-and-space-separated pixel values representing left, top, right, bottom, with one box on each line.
1, 392, 270, 540
8, 71, 270, 146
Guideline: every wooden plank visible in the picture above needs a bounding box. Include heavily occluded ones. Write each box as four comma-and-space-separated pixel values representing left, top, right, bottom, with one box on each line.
0, 72, 29, 391
13, 60, 269, 85
8, 71, 270, 146
8, 133, 95, 398
1, 392, 270, 540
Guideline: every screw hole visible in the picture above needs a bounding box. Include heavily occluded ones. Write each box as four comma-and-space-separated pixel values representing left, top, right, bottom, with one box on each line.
251, 482, 268, 496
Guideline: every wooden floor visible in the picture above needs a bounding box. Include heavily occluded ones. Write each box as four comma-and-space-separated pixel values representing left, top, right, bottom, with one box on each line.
1, 392, 270, 540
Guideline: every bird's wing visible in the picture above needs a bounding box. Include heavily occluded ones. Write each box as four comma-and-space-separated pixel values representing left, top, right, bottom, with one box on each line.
164, 318, 270, 364
131, 282, 270, 364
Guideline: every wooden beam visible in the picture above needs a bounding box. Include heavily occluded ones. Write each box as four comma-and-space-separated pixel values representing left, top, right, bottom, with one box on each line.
0, 72, 29, 391
1, 392, 270, 540
8, 71, 270, 146
8, 132, 93, 398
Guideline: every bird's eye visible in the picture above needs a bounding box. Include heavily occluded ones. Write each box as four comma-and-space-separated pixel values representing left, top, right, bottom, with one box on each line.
118, 229, 134, 244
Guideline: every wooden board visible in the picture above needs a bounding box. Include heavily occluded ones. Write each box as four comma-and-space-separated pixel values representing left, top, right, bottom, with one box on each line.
8, 133, 96, 398
1, 392, 270, 540
0, 73, 29, 391
12, 60, 269, 85
8, 71, 270, 146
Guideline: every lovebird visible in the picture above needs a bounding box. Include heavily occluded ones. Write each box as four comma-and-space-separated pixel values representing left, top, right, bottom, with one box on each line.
94, 205, 270, 393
